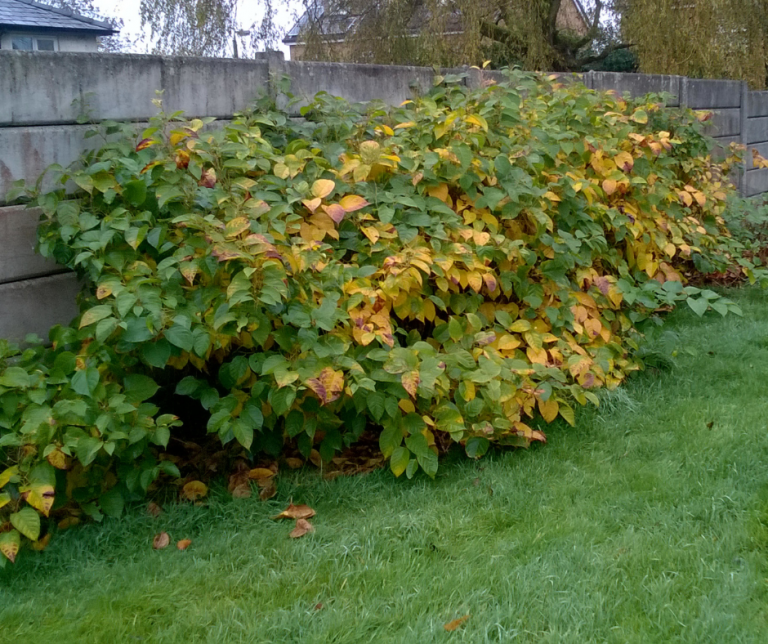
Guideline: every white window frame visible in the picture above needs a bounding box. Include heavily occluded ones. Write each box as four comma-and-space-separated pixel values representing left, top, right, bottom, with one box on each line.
10, 34, 59, 52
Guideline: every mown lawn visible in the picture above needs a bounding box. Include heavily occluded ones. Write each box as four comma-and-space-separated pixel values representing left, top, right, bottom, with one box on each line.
2, 287, 768, 644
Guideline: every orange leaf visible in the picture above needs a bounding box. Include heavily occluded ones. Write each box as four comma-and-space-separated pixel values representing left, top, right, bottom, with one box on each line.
312, 179, 335, 199
181, 480, 208, 501
339, 195, 369, 212
602, 179, 617, 196
153, 532, 170, 550
271, 503, 316, 521
289, 518, 315, 538
444, 615, 470, 631
177, 539, 192, 551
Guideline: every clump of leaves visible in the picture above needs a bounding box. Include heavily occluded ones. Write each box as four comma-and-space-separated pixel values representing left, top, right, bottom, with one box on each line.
0, 69, 758, 564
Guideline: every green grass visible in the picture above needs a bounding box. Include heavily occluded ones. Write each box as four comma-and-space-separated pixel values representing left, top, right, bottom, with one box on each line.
2, 287, 768, 644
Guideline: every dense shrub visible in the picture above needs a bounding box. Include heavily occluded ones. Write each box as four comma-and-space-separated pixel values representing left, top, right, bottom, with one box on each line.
0, 69, 755, 564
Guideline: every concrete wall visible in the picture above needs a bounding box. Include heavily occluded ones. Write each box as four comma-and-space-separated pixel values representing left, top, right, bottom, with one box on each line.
0, 51, 764, 342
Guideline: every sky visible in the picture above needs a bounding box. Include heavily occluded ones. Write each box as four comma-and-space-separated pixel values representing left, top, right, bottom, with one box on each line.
91, 0, 303, 57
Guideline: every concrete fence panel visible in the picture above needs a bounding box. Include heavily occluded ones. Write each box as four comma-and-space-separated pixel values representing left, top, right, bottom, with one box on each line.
588, 72, 682, 106
748, 92, 768, 118
0, 206, 61, 284
684, 79, 742, 110
0, 52, 271, 126
748, 117, 768, 145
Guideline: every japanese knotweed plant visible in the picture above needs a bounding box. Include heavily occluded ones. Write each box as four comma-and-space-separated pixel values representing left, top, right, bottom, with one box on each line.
0, 69, 757, 564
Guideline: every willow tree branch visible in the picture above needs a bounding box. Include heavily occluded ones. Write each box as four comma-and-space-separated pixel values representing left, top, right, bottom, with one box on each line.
578, 42, 634, 66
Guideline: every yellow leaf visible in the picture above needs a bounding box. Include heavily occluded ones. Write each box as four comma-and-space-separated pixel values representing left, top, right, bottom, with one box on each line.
312, 179, 335, 200
181, 480, 208, 501
302, 197, 321, 213
538, 399, 559, 423
339, 195, 369, 212
169, 131, 188, 147
306, 367, 345, 405
509, 320, 531, 333
96, 284, 112, 300
544, 191, 561, 202
462, 381, 476, 402
0, 466, 19, 489
273, 163, 290, 179
24, 484, 54, 517
402, 370, 420, 398
225, 217, 251, 238
0, 531, 20, 563
399, 399, 416, 413
395, 121, 416, 129
361, 226, 380, 244
465, 114, 488, 131
614, 151, 634, 172
0, 492, 10, 510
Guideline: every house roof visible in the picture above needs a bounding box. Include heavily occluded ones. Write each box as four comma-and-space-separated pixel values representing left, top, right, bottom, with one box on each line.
0, 0, 116, 34
284, 0, 590, 46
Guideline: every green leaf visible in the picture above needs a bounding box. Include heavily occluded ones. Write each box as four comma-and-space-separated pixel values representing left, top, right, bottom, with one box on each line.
75, 436, 103, 466
285, 409, 305, 437
79, 305, 113, 328
232, 420, 254, 450
124, 180, 147, 206
366, 391, 386, 422
465, 436, 490, 459
379, 422, 403, 458
142, 340, 172, 368
10, 507, 40, 541
416, 449, 438, 478
165, 325, 194, 352
99, 488, 124, 518
71, 368, 100, 398
270, 387, 296, 416
448, 317, 463, 342
686, 297, 709, 317
0, 367, 31, 389
390, 446, 410, 477
124, 374, 159, 404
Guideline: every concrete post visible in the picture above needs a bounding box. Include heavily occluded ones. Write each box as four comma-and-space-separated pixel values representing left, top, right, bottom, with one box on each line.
740, 81, 749, 196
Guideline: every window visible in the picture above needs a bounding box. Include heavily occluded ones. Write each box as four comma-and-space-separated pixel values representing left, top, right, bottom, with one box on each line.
11, 36, 58, 51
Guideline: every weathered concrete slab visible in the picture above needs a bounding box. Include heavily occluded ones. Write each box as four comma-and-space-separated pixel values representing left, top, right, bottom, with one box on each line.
589, 72, 681, 106
701, 108, 742, 138
746, 168, 768, 197
277, 60, 436, 114
0, 206, 64, 284
747, 117, 768, 144
0, 273, 79, 342
711, 135, 741, 160
685, 79, 742, 109
0, 124, 104, 204
0, 51, 271, 126
747, 91, 768, 118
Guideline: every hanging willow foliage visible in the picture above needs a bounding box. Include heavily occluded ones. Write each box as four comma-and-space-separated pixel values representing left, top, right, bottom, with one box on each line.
624, 0, 768, 88
297, 0, 607, 71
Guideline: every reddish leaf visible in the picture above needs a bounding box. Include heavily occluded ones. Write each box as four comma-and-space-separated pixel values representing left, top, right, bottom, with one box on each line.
199, 168, 217, 188
306, 367, 344, 405
153, 532, 170, 550
135, 138, 156, 151
289, 518, 315, 538
322, 203, 346, 225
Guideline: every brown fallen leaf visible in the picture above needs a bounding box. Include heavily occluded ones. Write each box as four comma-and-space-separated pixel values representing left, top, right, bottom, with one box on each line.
147, 502, 163, 517
289, 518, 315, 538
285, 457, 304, 469
231, 483, 252, 499
309, 449, 323, 468
181, 480, 208, 501
177, 539, 192, 551
314, 603, 323, 611
444, 615, 470, 632
271, 503, 316, 521
259, 482, 278, 501
57, 516, 80, 530
153, 532, 170, 550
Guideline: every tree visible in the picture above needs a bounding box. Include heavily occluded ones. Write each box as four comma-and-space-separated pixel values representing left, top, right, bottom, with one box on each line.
40, 0, 128, 51
139, 0, 282, 57
623, 0, 768, 88
298, 0, 627, 71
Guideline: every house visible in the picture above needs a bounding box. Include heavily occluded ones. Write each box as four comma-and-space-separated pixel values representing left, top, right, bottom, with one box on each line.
284, 0, 590, 62
0, 0, 116, 53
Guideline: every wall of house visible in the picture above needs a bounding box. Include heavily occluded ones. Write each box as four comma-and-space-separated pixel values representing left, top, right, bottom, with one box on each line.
0, 32, 100, 52
0, 51, 763, 342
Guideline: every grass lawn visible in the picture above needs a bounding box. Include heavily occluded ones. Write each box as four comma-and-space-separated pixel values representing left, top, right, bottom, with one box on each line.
2, 287, 768, 643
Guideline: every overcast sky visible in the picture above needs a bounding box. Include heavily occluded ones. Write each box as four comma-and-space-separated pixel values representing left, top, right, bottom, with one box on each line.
91, 0, 303, 57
